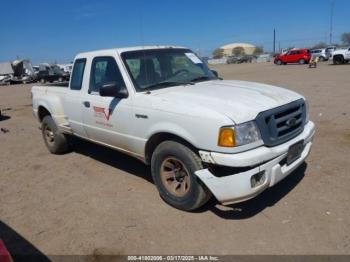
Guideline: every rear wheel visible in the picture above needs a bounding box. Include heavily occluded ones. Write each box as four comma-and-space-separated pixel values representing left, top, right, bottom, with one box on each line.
40, 78, 46, 84
276, 60, 283, 65
333, 55, 344, 65
41, 116, 69, 154
299, 59, 305, 64
319, 56, 325, 62
58, 77, 63, 82
151, 141, 211, 211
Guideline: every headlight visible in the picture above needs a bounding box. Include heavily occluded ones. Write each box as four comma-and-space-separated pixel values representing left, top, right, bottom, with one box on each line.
218, 121, 261, 147
304, 99, 310, 123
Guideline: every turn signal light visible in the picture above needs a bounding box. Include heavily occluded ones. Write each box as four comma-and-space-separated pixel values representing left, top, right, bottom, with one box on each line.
218, 128, 236, 147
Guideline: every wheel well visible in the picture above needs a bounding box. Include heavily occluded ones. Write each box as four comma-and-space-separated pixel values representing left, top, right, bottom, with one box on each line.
144, 132, 198, 165
334, 54, 344, 60
38, 106, 51, 122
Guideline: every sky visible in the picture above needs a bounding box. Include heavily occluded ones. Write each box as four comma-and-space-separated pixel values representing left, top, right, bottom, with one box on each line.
0, 0, 348, 64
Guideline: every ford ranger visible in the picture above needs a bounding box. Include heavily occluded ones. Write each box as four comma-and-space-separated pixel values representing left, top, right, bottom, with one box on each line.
32, 46, 315, 211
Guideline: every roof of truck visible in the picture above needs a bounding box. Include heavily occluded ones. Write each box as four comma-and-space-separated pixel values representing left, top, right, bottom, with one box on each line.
76, 45, 187, 58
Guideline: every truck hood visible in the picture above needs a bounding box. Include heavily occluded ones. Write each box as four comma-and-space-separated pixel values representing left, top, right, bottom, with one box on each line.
150, 80, 303, 124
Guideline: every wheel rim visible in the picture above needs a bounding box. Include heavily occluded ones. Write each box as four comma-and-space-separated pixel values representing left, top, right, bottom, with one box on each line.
160, 157, 191, 197
44, 125, 55, 146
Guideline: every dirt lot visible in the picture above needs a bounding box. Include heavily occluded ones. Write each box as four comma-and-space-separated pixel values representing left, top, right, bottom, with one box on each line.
0, 62, 349, 257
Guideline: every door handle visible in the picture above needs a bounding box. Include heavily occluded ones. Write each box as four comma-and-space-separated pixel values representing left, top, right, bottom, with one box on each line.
83, 101, 90, 108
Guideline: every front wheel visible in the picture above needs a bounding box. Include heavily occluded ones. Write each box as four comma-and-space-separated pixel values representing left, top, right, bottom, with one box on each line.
276, 60, 283, 65
151, 141, 211, 211
41, 116, 69, 154
333, 56, 344, 65
299, 59, 305, 64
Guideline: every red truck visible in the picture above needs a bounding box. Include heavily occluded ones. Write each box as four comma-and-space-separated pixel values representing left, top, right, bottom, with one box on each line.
274, 48, 311, 65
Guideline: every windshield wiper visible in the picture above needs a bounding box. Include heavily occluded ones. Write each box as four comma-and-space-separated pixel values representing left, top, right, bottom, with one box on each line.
189, 76, 213, 82
144, 81, 194, 90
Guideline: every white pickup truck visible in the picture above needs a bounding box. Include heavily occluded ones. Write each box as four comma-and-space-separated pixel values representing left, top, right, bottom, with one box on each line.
331, 47, 350, 64
32, 46, 315, 211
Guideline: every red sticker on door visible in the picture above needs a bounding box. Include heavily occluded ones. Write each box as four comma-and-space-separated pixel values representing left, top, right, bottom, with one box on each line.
93, 106, 113, 121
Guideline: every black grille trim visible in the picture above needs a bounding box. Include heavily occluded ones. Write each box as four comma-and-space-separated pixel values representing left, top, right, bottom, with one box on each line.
256, 99, 306, 147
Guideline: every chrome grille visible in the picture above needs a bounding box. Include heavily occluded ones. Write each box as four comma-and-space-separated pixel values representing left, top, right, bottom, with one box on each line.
256, 99, 306, 147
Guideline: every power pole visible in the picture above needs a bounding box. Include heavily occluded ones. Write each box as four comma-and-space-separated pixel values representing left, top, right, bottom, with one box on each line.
273, 29, 276, 54
330, 1, 335, 45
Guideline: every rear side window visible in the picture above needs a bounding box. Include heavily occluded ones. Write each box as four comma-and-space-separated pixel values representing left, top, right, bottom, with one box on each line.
89, 56, 125, 93
70, 58, 86, 90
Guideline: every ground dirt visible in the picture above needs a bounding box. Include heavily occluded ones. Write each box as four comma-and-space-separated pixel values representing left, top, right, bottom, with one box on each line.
0, 62, 349, 257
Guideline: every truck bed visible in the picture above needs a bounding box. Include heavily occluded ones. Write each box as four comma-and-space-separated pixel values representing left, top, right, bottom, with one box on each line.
37, 82, 69, 88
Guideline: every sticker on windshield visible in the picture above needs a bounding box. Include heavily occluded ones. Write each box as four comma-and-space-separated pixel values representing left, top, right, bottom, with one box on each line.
185, 53, 203, 64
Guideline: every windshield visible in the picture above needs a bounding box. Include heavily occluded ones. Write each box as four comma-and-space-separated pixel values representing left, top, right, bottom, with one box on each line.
121, 48, 216, 92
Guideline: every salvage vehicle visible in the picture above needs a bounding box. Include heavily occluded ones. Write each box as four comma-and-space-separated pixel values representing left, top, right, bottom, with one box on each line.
37, 64, 70, 83
10, 59, 36, 84
0, 62, 14, 85
310, 49, 328, 61
0, 65, 12, 86
330, 47, 350, 65
274, 48, 311, 65
32, 46, 315, 211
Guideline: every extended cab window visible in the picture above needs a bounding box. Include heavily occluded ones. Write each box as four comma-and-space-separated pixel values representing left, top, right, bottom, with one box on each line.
89, 56, 125, 93
70, 59, 86, 90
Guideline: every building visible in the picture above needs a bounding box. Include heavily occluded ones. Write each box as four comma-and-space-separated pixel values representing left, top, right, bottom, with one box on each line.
221, 43, 257, 56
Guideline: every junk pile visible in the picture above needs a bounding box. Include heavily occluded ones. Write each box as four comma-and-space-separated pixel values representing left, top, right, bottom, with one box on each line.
0, 59, 36, 85
0, 62, 13, 85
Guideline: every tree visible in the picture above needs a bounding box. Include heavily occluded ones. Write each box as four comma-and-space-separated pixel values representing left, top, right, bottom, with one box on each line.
341, 32, 350, 45
310, 42, 327, 49
212, 48, 224, 59
253, 46, 264, 55
232, 46, 245, 56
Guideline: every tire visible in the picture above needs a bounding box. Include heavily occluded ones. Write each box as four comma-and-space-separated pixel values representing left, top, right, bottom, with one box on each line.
333, 55, 344, 65
40, 78, 46, 84
41, 116, 69, 154
276, 60, 282, 65
299, 59, 305, 64
151, 141, 211, 211
58, 77, 63, 82
319, 56, 325, 62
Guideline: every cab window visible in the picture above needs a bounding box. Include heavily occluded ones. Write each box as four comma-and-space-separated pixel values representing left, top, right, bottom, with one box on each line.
70, 58, 86, 90
89, 56, 126, 93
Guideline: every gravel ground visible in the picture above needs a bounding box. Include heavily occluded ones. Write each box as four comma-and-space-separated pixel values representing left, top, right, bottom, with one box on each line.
0, 62, 349, 258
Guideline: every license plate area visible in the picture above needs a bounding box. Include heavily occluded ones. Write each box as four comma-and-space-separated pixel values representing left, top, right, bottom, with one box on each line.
286, 140, 304, 165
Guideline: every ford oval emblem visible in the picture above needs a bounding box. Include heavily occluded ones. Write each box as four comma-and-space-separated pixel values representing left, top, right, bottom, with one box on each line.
286, 117, 297, 127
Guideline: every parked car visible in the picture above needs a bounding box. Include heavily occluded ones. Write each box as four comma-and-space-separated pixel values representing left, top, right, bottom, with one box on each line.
227, 56, 239, 64
274, 48, 311, 65
330, 47, 350, 65
227, 55, 257, 64
58, 63, 73, 74
310, 49, 328, 61
32, 46, 315, 211
37, 64, 69, 83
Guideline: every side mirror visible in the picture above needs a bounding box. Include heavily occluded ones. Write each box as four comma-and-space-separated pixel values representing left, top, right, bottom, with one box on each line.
99, 82, 128, 98
211, 70, 219, 78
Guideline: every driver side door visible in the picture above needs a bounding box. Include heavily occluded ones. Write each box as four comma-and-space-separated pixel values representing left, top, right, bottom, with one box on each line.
82, 56, 135, 152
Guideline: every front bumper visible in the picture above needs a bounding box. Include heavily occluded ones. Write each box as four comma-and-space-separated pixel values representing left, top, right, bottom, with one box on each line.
195, 121, 315, 205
